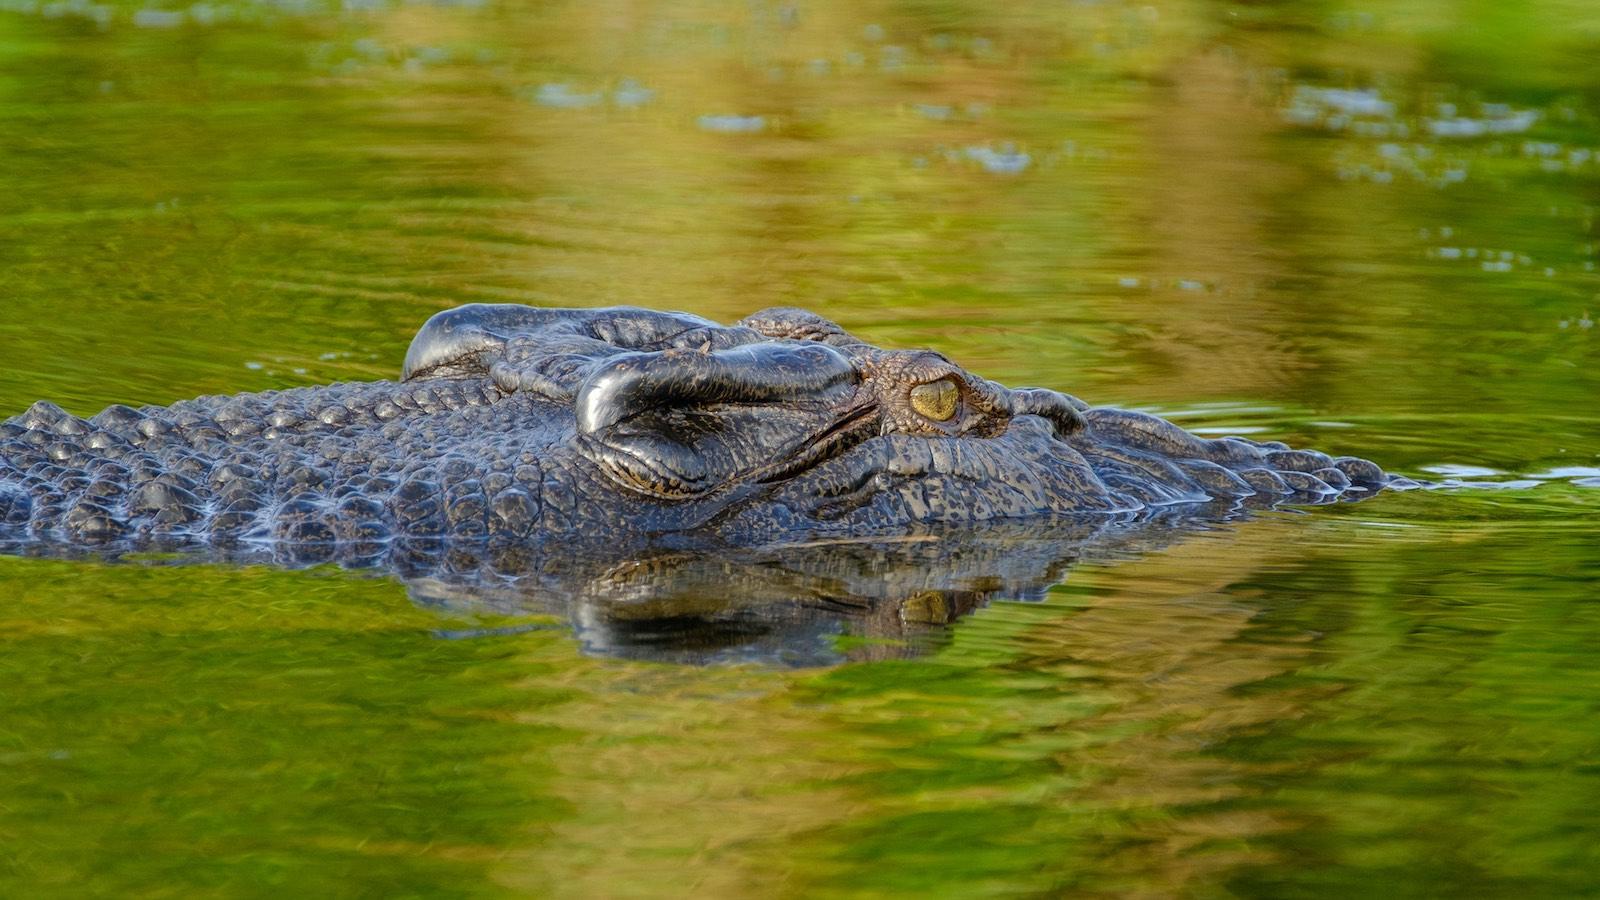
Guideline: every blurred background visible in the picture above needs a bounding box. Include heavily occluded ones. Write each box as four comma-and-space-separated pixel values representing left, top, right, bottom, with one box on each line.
1, 1, 1598, 897
1, 0, 1595, 441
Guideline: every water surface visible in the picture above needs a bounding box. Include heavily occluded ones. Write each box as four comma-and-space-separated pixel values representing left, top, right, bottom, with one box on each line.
2, 0, 1598, 896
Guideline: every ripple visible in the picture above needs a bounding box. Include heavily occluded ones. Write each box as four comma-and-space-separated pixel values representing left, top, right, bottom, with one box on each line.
531, 83, 602, 109
1528, 466, 1600, 479
940, 143, 1032, 174
1426, 109, 1540, 138
612, 79, 656, 108
698, 114, 767, 133
1278, 82, 1583, 189
1422, 464, 1503, 477
131, 7, 184, 27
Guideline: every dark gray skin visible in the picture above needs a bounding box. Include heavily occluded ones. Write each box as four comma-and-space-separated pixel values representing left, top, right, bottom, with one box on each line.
0, 304, 1404, 554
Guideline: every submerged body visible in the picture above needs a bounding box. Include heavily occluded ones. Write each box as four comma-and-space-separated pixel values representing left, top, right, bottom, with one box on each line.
0, 305, 1401, 551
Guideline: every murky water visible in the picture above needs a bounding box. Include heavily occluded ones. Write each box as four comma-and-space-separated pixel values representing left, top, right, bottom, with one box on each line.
2, 1, 1598, 896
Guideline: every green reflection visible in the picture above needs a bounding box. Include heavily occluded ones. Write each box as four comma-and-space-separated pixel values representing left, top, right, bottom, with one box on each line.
0, 558, 578, 895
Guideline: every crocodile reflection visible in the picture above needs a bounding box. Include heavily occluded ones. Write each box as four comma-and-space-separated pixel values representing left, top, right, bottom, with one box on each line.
0, 504, 1327, 666
392, 509, 1242, 666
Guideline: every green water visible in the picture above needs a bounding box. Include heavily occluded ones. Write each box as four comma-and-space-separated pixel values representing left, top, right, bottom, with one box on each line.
2, 0, 1599, 896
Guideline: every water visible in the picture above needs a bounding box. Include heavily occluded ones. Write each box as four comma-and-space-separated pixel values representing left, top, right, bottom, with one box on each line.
2, 0, 1599, 895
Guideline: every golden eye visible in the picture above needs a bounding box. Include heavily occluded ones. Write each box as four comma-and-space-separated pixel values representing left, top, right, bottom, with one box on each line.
909, 378, 959, 421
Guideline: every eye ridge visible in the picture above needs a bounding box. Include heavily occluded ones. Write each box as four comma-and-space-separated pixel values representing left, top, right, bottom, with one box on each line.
909, 378, 960, 421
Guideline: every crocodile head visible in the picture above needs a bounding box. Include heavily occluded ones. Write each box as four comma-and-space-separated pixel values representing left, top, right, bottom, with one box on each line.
403, 304, 1395, 537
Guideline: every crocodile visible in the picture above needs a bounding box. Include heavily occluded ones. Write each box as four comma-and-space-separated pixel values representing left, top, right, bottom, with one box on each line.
0, 304, 1406, 556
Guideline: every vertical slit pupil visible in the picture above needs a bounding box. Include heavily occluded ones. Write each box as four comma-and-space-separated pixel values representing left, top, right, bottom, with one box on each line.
910, 379, 959, 421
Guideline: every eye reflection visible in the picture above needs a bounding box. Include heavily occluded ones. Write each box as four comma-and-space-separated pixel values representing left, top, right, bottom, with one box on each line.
909, 378, 959, 421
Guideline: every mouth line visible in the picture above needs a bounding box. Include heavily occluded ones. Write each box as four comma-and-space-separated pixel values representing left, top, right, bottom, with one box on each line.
586, 441, 703, 500
579, 401, 882, 501
750, 403, 882, 486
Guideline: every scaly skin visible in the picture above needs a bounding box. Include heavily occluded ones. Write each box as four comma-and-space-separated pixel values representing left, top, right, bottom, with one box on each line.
0, 304, 1405, 554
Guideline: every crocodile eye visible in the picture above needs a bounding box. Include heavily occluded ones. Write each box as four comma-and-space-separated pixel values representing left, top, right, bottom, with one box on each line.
909, 378, 960, 422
